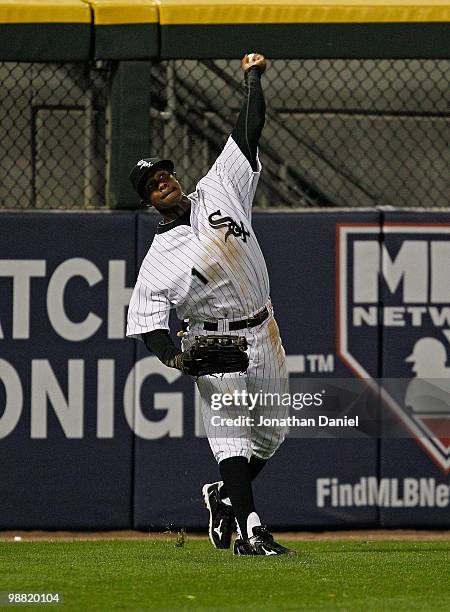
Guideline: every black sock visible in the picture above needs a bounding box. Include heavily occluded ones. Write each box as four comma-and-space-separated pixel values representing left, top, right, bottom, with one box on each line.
249, 455, 268, 480
220, 455, 267, 501
219, 456, 256, 538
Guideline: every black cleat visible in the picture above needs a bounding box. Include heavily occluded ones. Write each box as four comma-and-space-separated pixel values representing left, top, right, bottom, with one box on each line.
202, 481, 235, 549
233, 525, 296, 556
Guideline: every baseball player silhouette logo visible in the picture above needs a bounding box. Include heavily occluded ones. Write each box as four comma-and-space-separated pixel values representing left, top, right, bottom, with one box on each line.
405, 337, 450, 414
404, 337, 450, 456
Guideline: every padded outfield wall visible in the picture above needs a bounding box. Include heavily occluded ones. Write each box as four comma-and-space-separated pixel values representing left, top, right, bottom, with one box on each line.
0, 210, 449, 529
1, 1, 448, 60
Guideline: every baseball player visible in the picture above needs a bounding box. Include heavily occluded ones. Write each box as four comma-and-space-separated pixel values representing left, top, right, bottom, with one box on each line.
127, 54, 295, 556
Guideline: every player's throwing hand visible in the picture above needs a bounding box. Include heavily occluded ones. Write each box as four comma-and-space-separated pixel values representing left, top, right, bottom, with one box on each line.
242, 52, 267, 73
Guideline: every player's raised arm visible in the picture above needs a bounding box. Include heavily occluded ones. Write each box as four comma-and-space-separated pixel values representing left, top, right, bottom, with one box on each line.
230, 53, 267, 171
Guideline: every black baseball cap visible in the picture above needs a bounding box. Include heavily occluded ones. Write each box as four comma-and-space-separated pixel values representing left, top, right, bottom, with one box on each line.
129, 157, 175, 200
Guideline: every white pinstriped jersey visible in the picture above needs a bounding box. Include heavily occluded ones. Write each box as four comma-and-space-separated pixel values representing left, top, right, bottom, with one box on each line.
127, 136, 270, 339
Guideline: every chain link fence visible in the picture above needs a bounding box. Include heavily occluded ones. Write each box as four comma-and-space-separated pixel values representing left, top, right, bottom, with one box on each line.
1, 59, 448, 209
0, 62, 110, 209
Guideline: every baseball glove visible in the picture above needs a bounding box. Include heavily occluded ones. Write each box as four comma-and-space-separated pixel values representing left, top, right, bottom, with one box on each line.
176, 335, 249, 377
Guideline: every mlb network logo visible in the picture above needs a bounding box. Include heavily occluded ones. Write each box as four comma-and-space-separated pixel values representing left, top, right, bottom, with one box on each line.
337, 223, 450, 473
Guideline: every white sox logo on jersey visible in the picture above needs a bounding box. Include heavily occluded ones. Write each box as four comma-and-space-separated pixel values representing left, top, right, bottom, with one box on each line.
208, 210, 251, 243
337, 223, 450, 474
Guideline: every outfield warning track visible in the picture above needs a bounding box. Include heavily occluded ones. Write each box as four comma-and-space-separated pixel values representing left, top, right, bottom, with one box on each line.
1, 530, 449, 542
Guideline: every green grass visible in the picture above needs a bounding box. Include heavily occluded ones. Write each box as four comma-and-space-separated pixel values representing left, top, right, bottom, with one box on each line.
0, 538, 449, 611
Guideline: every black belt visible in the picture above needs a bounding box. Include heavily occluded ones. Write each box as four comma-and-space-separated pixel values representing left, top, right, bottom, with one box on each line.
202, 306, 269, 332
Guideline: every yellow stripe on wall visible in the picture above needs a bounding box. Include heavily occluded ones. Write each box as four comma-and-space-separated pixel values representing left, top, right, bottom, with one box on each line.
85, 1, 159, 25
0, 0, 90, 24
1, 0, 448, 27
157, 1, 450, 26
